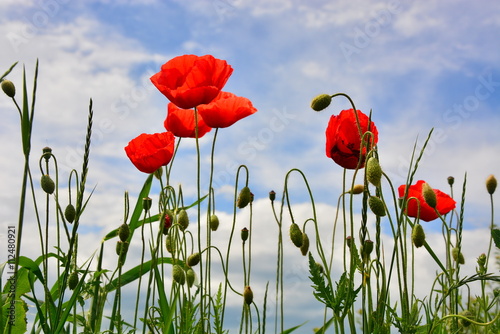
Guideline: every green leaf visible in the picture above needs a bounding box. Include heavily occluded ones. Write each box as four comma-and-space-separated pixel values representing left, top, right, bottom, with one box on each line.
0, 62, 18, 81
1, 299, 28, 334
308, 253, 334, 309
492, 228, 500, 249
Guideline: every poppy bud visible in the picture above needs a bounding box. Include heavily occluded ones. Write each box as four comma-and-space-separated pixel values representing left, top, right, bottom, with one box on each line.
289, 223, 303, 248
422, 182, 437, 209
64, 203, 76, 223
315, 262, 324, 274
486, 174, 497, 195
172, 264, 186, 285
143, 197, 152, 212
459, 310, 473, 327
165, 233, 175, 254
241, 227, 249, 242
452, 247, 465, 264
300, 232, 310, 256
153, 167, 163, 180
187, 253, 201, 267
366, 157, 382, 187
209, 214, 220, 231
411, 224, 425, 248
186, 268, 195, 287
368, 196, 386, 217
237, 186, 252, 209
310, 94, 332, 112
269, 190, 276, 202
68, 272, 79, 290
346, 236, 354, 248
243, 286, 253, 305
361, 240, 374, 260
178, 209, 189, 231
42, 147, 52, 161
162, 210, 174, 234
1, 79, 15, 97
41, 174, 55, 194
447, 176, 454, 186
118, 223, 130, 242
349, 184, 364, 195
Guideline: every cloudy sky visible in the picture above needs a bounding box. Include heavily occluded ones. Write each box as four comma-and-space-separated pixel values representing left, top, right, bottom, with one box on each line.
1, 0, 499, 332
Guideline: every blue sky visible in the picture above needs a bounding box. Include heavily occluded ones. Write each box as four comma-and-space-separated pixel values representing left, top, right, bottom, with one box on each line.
1, 0, 500, 332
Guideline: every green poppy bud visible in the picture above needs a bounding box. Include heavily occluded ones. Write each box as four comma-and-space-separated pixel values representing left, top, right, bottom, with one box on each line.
486, 174, 497, 195
368, 196, 386, 217
187, 253, 201, 267
289, 223, 303, 248
310, 94, 332, 112
346, 236, 354, 249
68, 272, 79, 290
366, 157, 382, 187
349, 184, 365, 195
209, 214, 220, 231
237, 186, 252, 209
186, 268, 195, 287
243, 286, 253, 305
452, 247, 465, 264
422, 182, 437, 209
165, 233, 175, 254
241, 227, 249, 242
118, 223, 130, 242
64, 203, 76, 223
315, 262, 324, 274
178, 209, 189, 231
300, 232, 310, 256
172, 264, 185, 285
41, 174, 55, 194
361, 240, 374, 260
1, 79, 16, 97
411, 224, 426, 248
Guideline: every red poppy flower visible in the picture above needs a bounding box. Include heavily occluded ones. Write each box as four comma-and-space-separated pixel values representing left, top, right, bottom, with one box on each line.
326, 109, 378, 169
165, 103, 212, 138
124, 132, 175, 173
151, 54, 233, 109
398, 180, 456, 222
197, 91, 257, 128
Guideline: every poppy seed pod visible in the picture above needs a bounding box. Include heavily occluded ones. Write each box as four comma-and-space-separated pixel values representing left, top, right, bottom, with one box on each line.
241, 227, 249, 242
366, 157, 382, 187
237, 186, 252, 209
143, 197, 152, 212
187, 253, 201, 267
177, 209, 189, 231
486, 174, 497, 195
349, 184, 364, 195
368, 196, 386, 217
243, 286, 253, 305
289, 223, 303, 248
209, 214, 220, 231
42, 147, 52, 161
269, 190, 276, 202
411, 224, 426, 248
310, 94, 332, 112
172, 265, 186, 285
1, 79, 15, 97
300, 232, 310, 256
118, 223, 130, 242
64, 204, 76, 223
68, 272, 79, 290
447, 176, 454, 186
41, 174, 55, 194
422, 182, 437, 209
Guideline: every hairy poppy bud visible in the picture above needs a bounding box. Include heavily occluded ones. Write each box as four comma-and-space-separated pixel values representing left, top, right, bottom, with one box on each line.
172, 265, 186, 285
118, 223, 130, 242
1, 79, 15, 97
289, 223, 303, 247
178, 209, 189, 231
143, 197, 152, 212
269, 190, 276, 202
361, 240, 374, 260
411, 224, 425, 248
187, 253, 201, 267
452, 247, 465, 264
243, 286, 253, 305
486, 174, 497, 195
64, 204, 76, 223
68, 272, 79, 290
209, 214, 220, 231
315, 262, 324, 274
237, 186, 252, 209
186, 268, 195, 287
447, 176, 454, 186
366, 157, 382, 187
116, 240, 129, 256
300, 232, 310, 256
41, 174, 55, 194
422, 182, 437, 209
349, 184, 364, 195
368, 196, 386, 217
241, 227, 249, 242
310, 94, 332, 112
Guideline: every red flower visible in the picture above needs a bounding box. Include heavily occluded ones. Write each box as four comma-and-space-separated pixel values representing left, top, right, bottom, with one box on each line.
326, 109, 378, 169
151, 54, 233, 109
124, 132, 175, 173
197, 91, 257, 128
165, 103, 212, 138
398, 180, 456, 222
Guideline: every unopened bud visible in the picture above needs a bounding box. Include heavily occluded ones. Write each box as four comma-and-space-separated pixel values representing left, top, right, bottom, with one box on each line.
209, 214, 220, 231
186, 268, 195, 287
64, 204, 76, 223
241, 227, 249, 242
361, 240, 374, 260
153, 167, 163, 180
187, 253, 201, 267
315, 262, 324, 274
237, 186, 252, 209
411, 224, 425, 248
269, 190, 276, 202
289, 223, 303, 247
172, 265, 185, 285
165, 233, 175, 254
452, 247, 465, 265
346, 236, 354, 249
1, 79, 15, 97
349, 184, 364, 195
162, 210, 174, 234
368, 196, 386, 217
41, 174, 55, 194
177, 209, 189, 231
422, 182, 437, 209
68, 271, 79, 290
366, 157, 382, 187
300, 233, 310, 256
310, 94, 332, 112
243, 286, 253, 305
118, 223, 130, 242
486, 175, 497, 195
116, 240, 129, 256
